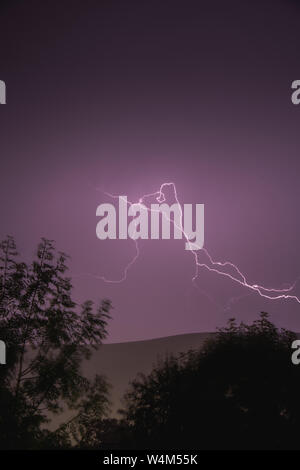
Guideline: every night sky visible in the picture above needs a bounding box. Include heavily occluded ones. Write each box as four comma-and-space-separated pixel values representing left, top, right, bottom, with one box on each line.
1, 0, 300, 342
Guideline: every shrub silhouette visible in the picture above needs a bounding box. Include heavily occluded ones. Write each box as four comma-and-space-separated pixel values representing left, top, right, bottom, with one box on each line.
121, 313, 300, 450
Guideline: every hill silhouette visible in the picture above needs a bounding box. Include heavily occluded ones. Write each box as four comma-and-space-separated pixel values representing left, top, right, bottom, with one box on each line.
48, 332, 213, 430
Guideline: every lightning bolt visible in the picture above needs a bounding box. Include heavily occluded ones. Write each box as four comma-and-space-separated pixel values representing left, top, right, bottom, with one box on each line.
89, 182, 300, 304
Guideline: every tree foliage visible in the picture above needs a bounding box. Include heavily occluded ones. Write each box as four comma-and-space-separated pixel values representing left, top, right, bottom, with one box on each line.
121, 313, 300, 450
0, 236, 112, 449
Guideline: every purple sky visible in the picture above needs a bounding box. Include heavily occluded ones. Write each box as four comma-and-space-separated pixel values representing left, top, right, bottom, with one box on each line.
0, 0, 300, 342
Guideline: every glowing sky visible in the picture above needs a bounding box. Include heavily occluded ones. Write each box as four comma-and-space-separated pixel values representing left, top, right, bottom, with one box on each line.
0, 0, 300, 342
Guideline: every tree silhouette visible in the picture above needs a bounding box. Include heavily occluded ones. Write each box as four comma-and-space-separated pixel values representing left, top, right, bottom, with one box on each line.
0, 236, 112, 449
120, 313, 300, 450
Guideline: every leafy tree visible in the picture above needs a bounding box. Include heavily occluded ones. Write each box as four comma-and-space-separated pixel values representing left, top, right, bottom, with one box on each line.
52, 374, 111, 448
0, 236, 112, 449
121, 313, 300, 450
74, 417, 131, 450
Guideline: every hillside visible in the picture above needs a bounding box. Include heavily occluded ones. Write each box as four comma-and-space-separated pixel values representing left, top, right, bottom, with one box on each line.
86, 332, 213, 416
48, 332, 213, 430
